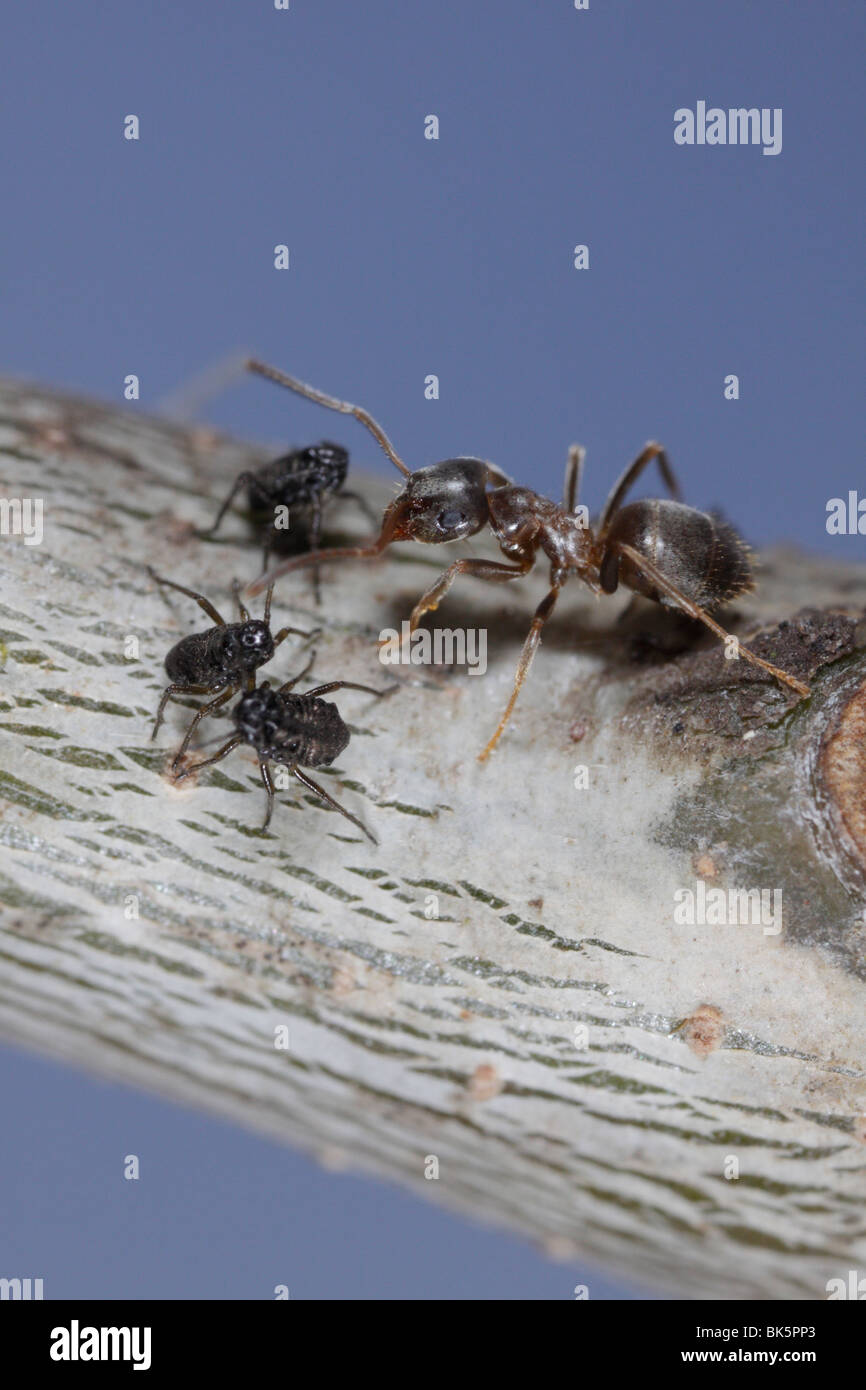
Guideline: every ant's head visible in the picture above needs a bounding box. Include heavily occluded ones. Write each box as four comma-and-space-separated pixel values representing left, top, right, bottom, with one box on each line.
224, 619, 274, 670
386, 458, 497, 545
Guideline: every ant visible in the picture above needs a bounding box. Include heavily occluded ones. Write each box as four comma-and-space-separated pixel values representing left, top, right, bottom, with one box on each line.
172, 653, 395, 842
242, 361, 811, 760
198, 361, 378, 601
148, 567, 315, 770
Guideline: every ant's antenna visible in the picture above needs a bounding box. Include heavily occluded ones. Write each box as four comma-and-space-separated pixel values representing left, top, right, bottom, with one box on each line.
246, 359, 412, 478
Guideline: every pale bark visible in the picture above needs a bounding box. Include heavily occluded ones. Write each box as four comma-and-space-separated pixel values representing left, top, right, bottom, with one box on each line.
0, 377, 864, 1300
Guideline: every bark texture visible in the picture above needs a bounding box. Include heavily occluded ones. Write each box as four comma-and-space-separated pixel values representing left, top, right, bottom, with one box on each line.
0, 377, 864, 1300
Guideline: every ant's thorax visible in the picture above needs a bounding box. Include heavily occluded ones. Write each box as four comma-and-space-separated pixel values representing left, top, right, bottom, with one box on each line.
487, 485, 600, 588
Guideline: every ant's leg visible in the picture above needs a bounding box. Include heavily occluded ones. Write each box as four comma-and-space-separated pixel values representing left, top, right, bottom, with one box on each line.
615, 542, 810, 698
246, 493, 407, 597
246, 359, 411, 478
172, 734, 244, 783
147, 567, 226, 626
478, 585, 562, 763
277, 651, 318, 694
339, 489, 381, 529
563, 445, 586, 513
151, 683, 207, 740
395, 557, 532, 650
291, 766, 376, 844
171, 685, 237, 769
198, 473, 256, 538
598, 444, 682, 537
259, 760, 276, 830
303, 679, 396, 699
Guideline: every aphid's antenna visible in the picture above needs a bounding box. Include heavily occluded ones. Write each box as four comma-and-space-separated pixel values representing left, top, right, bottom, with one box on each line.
246, 358, 412, 478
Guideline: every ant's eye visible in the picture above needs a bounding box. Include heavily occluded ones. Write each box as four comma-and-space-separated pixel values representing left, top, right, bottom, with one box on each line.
436, 508, 465, 532
288, 738, 301, 756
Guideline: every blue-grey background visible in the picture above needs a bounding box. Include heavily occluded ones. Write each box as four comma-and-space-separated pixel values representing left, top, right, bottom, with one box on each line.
0, 0, 861, 1298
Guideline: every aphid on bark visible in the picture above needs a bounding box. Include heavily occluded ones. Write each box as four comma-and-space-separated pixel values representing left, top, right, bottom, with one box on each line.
242, 361, 811, 759
173, 654, 395, 842
148, 568, 315, 769
199, 361, 378, 600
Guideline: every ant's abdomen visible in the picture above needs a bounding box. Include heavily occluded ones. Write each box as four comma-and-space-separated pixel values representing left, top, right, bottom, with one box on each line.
603, 499, 753, 609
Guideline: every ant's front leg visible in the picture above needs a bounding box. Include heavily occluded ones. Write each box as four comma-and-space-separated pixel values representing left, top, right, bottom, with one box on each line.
390, 557, 532, 653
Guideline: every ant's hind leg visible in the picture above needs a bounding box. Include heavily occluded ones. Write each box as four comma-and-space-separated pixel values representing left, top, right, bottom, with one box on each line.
563, 445, 586, 513
615, 542, 810, 698
478, 584, 562, 763
598, 444, 682, 536
292, 766, 376, 843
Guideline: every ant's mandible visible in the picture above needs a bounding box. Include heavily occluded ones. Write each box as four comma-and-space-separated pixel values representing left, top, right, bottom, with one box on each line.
243, 360, 811, 760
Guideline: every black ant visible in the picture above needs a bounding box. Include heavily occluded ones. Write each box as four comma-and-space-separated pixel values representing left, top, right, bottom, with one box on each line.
198, 361, 377, 601
242, 361, 811, 760
172, 653, 395, 842
148, 567, 315, 769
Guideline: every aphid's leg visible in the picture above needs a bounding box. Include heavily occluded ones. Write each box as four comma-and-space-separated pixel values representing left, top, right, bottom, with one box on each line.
261, 527, 273, 577
246, 359, 411, 477
231, 578, 250, 622
277, 652, 318, 694
259, 760, 276, 830
147, 567, 226, 626
614, 542, 811, 698
172, 734, 244, 783
598, 443, 682, 536
308, 495, 323, 606
339, 489, 381, 529
563, 445, 586, 513
198, 473, 257, 538
303, 679, 396, 699
392, 557, 532, 653
171, 685, 237, 769
291, 766, 376, 844
151, 683, 207, 740
478, 585, 562, 762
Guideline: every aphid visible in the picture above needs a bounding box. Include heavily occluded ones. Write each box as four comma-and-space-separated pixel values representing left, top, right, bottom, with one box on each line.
199, 361, 378, 600
243, 361, 811, 760
172, 655, 394, 842
148, 567, 315, 769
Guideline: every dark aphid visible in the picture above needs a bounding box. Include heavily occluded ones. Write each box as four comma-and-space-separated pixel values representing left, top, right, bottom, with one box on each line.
242, 360, 810, 759
200, 372, 378, 600
173, 655, 395, 842
148, 567, 315, 769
